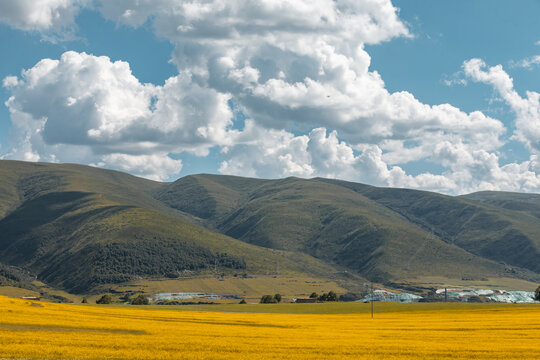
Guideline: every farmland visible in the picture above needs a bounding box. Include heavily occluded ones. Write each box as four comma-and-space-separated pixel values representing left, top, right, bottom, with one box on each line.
109, 275, 350, 304
0, 295, 538, 359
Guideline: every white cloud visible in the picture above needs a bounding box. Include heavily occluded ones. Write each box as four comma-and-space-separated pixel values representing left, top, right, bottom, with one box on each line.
100, 0, 504, 169
433, 140, 540, 193
441, 71, 467, 87
93, 153, 182, 182
219, 125, 458, 192
442, 78, 467, 87
3, 1, 540, 194
99, 0, 411, 45
0, 0, 83, 39
2, 76, 19, 88
218, 120, 313, 179
464, 58, 540, 154
220, 125, 540, 194
2, 51, 237, 180
510, 55, 540, 70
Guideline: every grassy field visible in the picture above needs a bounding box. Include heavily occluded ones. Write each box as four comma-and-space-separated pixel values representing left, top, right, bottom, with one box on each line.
110, 275, 350, 303
0, 295, 538, 359
0, 274, 353, 304
0, 286, 41, 299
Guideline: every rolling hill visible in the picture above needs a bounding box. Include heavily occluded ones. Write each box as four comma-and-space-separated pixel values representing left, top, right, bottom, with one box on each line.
0, 159, 538, 296
318, 179, 540, 274
461, 191, 540, 219
0, 160, 340, 293
158, 175, 539, 283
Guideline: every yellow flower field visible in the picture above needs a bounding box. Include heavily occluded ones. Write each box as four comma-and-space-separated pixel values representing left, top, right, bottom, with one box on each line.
0, 295, 538, 359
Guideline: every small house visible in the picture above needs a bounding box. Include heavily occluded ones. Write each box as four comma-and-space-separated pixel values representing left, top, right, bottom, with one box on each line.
294, 298, 317, 303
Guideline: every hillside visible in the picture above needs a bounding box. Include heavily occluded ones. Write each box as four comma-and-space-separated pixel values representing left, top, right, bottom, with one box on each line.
0, 160, 538, 296
316, 180, 540, 275
0, 161, 341, 293
156, 175, 538, 283
461, 191, 540, 219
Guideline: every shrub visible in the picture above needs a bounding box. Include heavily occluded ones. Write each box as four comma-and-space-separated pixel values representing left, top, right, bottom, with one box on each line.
309, 292, 318, 299
274, 293, 282, 303
260, 295, 277, 304
318, 291, 338, 302
338, 292, 360, 302
326, 291, 338, 302
96, 294, 112, 304
239, 299, 247, 304
81, 297, 88, 303
132, 295, 149, 305
535, 286, 540, 301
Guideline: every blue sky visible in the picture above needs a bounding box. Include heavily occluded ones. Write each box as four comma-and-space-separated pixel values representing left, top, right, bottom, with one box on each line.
0, 1, 539, 194
367, 0, 540, 173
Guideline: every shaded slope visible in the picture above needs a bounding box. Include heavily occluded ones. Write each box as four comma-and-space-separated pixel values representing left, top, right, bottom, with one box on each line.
0, 190, 242, 293
461, 191, 540, 219
0, 161, 341, 293
2, 160, 538, 294
154, 174, 270, 223
319, 179, 540, 275
0, 160, 178, 219
160, 175, 510, 283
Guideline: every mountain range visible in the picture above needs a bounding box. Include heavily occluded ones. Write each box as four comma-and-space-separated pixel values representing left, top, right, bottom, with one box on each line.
0, 159, 538, 294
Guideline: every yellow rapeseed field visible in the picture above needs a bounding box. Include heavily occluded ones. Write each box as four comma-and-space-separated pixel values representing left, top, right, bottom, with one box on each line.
0, 295, 538, 359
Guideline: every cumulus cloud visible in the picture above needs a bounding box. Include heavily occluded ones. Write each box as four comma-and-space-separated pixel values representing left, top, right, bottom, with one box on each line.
0, 0, 83, 39
220, 125, 540, 194
2, 51, 236, 180
219, 126, 457, 192
432, 141, 540, 193
464, 58, 540, 154
99, 0, 410, 45
3, 1, 540, 194
92, 153, 182, 182
97, 1, 507, 182
150, 2, 500, 151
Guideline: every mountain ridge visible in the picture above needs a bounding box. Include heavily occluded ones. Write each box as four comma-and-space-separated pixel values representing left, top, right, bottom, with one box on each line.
0, 160, 538, 295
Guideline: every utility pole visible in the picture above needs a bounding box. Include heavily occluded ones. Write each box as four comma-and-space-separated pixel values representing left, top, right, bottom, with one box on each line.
371, 281, 374, 319
444, 287, 447, 303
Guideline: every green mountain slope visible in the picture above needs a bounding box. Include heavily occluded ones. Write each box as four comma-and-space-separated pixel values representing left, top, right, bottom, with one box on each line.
461, 191, 540, 219
1, 160, 538, 295
0, 161, 340, 293
319, 179, 540, 275
154, 174, 270, 223
158, 175, 523, 283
